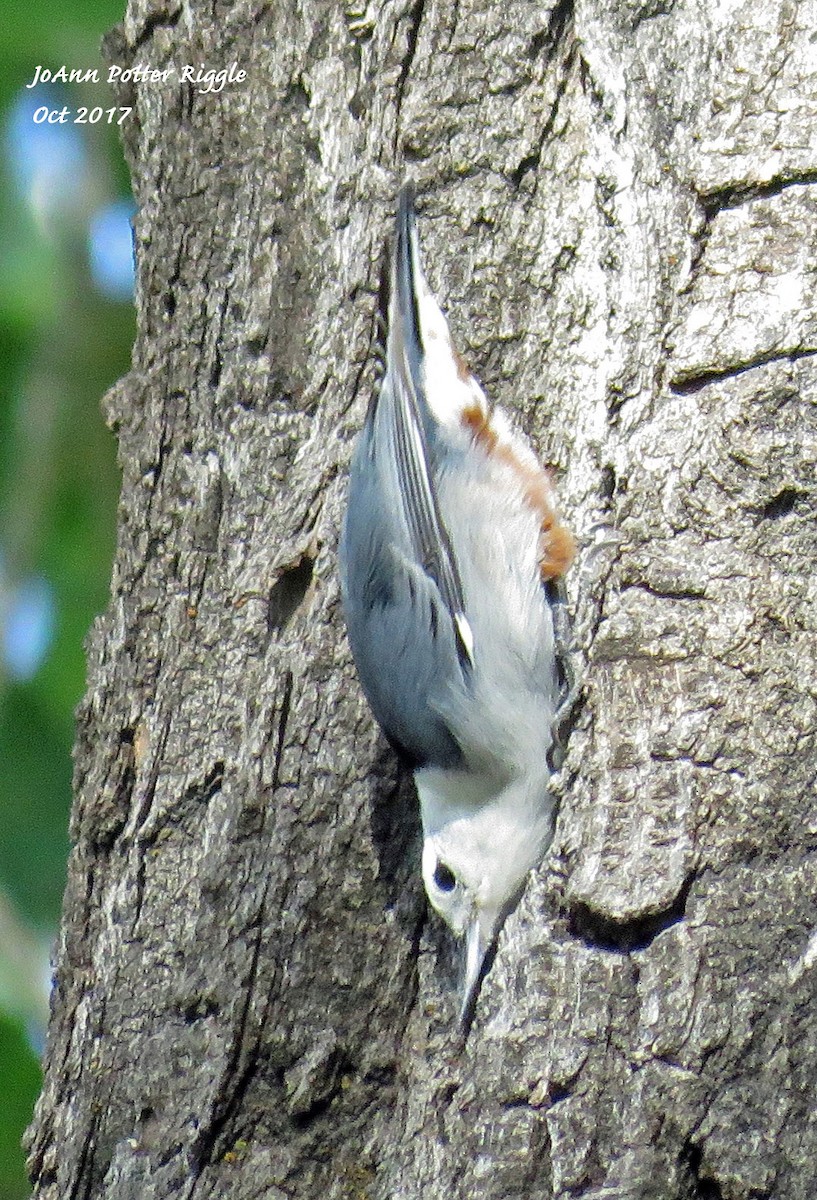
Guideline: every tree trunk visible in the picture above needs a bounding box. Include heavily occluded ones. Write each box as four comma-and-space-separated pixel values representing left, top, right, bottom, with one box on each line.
27, 1, 817, 1197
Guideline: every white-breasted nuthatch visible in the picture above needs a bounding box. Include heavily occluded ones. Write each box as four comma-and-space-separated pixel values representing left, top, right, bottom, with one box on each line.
340, 183, 575, 1018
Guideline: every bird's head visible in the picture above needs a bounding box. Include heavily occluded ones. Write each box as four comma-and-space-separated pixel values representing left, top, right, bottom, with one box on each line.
420, 798, 553, 1021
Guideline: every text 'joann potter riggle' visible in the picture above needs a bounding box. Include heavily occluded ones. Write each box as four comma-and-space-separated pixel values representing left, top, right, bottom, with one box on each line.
27, 62, 247, 95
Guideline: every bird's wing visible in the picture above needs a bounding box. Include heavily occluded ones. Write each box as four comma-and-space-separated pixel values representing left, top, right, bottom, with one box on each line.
383, 344, 474, 668
340, 392, 467, 768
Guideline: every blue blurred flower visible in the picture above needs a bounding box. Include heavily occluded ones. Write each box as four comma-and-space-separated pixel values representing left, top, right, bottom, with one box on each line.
5, 86, 89, 223
88, 199, 136, 301
2, 574, 55, 681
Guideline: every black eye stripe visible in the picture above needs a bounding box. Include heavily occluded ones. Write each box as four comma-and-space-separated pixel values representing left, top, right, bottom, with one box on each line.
433, 861, 456, 892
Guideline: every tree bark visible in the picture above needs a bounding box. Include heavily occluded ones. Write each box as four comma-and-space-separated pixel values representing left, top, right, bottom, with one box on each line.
27, 1, 817, 1197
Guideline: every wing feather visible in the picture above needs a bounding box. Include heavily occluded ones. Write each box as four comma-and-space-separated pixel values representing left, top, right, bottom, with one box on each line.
386, 339, 474, 669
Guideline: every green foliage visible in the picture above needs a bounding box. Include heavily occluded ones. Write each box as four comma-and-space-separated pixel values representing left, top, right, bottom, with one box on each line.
0, 0, 133, 1193
0, 1013, 41, 1200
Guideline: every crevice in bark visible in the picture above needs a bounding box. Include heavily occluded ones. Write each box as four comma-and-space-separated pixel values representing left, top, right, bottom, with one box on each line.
569, 871, 695, 953
576, 49, 605, 113
210, 290, 230, 390
670, 346, 817, 395
510, 149, 543, 190
131, 4, 182, 51
368, 752, 420, 897
650, 750, 720, 769
267, 556, 315, 634
188, 1055, 261, 1188
510, 53, 575, 190
528, 0, 574, 65
209, 347, 222, 390
510, 3, 575, 191
184, 761, 225, 807
271, 671, 294, 791
683, 178, 725, 295
131, 715, 173, 837
131, 714, 173, 929
681, 1141, 724, 1200
68, 1120, 96, 1200
540, 46, 576, 142
144, 417, 172, 521
699, 170, 817, 216
95, 754, 133, 850
188, 897, 270, 1181
546, 585, 585, 773
620, 579, 708, 602
394, 0, 427, 146
758, 486, 806, 521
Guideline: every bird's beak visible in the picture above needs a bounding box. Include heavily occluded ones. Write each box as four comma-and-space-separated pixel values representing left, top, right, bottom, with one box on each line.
460, 911, 493, 1025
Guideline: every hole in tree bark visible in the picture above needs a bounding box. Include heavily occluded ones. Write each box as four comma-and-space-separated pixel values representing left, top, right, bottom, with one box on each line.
569, 873, 695, 953
267, 557, 314, 634
681, 1141, 724, 1199
761, 487, 803, 520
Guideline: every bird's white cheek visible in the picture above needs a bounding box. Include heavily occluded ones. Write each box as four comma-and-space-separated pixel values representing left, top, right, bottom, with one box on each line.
421, 839, 438, 890
422, 885, 470, 939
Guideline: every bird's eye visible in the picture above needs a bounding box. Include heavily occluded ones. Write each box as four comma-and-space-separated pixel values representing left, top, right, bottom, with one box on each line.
433, 861, 457, 893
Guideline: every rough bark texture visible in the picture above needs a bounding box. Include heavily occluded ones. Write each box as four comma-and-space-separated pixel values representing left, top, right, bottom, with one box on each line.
27, 1, 817, 1198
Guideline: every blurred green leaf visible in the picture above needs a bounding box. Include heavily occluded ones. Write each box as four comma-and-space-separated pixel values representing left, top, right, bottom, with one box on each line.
0, 2, 133, 1194
0, 1011, 41, 1200
0, 891, 48, 1029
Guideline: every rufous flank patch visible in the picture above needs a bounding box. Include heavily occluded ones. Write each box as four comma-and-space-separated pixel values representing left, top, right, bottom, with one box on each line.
461, 403, 575, 580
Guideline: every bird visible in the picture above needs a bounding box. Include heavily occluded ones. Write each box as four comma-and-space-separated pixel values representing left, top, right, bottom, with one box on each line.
339, 182, 575, 1019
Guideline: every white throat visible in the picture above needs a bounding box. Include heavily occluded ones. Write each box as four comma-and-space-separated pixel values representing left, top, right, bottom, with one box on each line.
416, 765, 555, 916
